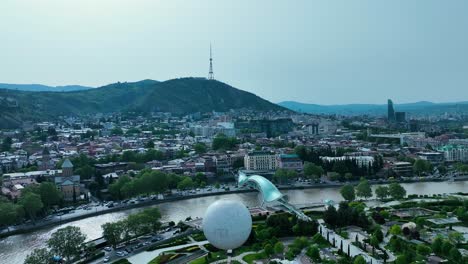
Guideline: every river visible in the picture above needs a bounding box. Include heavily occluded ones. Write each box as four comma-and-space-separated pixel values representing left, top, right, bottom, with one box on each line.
1, 181, 466, 264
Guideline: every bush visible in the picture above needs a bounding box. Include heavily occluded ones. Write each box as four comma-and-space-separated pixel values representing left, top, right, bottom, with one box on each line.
146, 237, 189, 251
112, 259, 131, 264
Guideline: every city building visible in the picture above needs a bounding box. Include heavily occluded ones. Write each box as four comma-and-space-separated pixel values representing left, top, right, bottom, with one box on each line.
244, 151, 277, 171
388, 99, 395, 122
276, 154, 303, 171
439, 145, 468, 162
395, 111, 406, 123
417, 152, 445, 166
54, 159, 81, 201
391, 161, 413, 176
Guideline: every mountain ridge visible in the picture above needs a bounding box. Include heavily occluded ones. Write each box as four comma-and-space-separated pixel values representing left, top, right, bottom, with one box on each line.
0, 78, 286, 128
0, 83, 94, 92
279, 101, 468, 116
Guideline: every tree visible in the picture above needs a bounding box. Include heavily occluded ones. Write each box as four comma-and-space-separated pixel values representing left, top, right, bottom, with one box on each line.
0, 202, 18, 230
24, 248, 54, 264
375, 185, 389, 200
74, 165, 95, 180
355, 178, 372, 199
304, 162, 324, 179
441, 240, 454, 256
413, 159, 432, 176
140, 208, 162, 232
39, 182, 62, 208
432, 236, 443, 254
394, 255, 407, 264
273, 169, 289, 184
389, 225, 402, 236
287, 170, 298, 180
264, 243, 274, 256
389, 182, 406, 200
437, 165, 447, 175
177, 177, 194, 190
193, 143, 207, 154
19, 192, 43, 221
145, 140, 155, 149
47, 226, 86, 263
449, 231, 465, 244
1, 137, 12, 152
374, 228, 384, 242
449, 248, 462, 263
306, 245, 320, 261
212, 134, 238, 150
416, 244, 432, 256
370, 235, 380, 247
102, 221, 124, 248
340, 184, 355, 201
353, 255, 366, 264
323, 205, 339, 228
110, 127, 124, 136
274, 241, 284, 255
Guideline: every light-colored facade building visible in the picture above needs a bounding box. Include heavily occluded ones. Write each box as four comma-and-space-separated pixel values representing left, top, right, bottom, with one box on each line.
244, 151, 277, 171
439, 145, 468, 162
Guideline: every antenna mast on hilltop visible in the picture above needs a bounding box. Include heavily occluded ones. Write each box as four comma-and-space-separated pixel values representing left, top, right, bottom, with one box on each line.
208, 44, 214, 80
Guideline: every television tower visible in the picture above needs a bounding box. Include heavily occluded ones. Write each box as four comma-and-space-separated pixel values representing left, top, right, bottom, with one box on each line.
208, 44, 214, 80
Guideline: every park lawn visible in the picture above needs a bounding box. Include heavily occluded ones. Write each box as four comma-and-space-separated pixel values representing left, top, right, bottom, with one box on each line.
148, 253, 182, 264
242, 252, 267, 264
189, 257, 207, 264
191, 232, 207, 241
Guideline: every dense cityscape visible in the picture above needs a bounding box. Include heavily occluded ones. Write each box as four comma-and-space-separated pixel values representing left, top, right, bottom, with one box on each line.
2, 1, 468, 264
1, 97, 467, 264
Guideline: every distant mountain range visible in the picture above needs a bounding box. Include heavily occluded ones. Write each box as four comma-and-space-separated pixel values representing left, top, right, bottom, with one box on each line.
0, 83, 94, 92
0, 78, 284, 128
278, 101, 468, 116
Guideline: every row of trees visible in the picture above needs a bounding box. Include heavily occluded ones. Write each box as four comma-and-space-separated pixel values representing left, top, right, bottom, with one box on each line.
340, 179, 407, 201
323, 202, 371, 229
102, 208, 162, 248
387, 234, 465, 264
108, 169, 206, 200
295, 145, 385, 180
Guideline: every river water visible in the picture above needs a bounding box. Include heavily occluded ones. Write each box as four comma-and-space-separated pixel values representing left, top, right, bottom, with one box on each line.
1, 181, 466, 264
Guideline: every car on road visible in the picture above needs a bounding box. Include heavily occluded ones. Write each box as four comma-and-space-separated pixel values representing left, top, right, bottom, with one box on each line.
104, 247, 112, 252
103, 256, 110, 262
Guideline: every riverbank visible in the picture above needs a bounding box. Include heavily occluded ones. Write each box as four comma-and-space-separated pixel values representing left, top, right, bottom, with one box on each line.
1, 176, 467, 239
2, 180, 468, 264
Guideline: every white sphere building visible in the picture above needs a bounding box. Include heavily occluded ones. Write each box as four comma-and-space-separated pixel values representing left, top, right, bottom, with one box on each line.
202, 200, 252, 250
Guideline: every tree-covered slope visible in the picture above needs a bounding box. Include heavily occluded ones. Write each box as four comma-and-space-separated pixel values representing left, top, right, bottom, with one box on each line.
0, 78, 284, 128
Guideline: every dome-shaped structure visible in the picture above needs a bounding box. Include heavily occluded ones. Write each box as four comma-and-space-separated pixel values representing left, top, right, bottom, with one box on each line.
202, 200, 252, 250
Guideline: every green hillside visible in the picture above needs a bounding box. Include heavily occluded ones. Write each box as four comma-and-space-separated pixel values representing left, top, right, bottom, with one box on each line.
0, 78, 284, 128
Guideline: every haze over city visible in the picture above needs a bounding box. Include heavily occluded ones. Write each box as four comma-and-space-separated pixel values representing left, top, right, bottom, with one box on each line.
1, 2, 468, 264
2, 0, 468, 104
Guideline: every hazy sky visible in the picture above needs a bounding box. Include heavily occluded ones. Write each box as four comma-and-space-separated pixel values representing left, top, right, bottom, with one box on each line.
1, 0, 468, 104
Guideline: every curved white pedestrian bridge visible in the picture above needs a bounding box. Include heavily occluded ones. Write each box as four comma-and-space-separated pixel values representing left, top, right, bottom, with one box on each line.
237, 172, 311, 221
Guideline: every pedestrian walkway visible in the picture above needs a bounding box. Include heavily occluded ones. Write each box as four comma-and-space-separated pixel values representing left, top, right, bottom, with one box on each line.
317, 220, 381, 264
211, 251, 256, 264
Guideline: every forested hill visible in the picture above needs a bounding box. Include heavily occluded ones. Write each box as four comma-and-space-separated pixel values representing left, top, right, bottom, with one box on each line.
0, 78, 285, 128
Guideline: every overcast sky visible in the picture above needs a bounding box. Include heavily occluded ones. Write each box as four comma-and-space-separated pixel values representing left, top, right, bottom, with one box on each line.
1, 0, 468, 104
